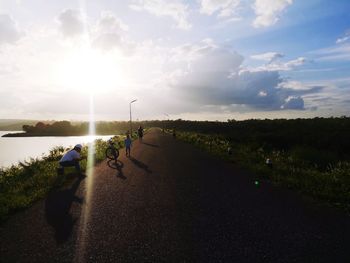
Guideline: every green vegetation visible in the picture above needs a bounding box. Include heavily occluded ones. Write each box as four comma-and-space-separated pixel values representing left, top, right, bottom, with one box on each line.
170, 117, 350, 212
0, 136, 126, 222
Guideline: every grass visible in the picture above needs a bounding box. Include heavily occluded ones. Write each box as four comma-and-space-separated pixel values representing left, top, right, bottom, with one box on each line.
0, 135, 127, 222
174, 130, 350, 213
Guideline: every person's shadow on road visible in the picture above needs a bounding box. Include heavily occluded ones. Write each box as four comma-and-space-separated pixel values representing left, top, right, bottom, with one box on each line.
142, 142, 159, 148
107, 159, 126, 180
45, 175, 84, 244
129, 156, 152, 174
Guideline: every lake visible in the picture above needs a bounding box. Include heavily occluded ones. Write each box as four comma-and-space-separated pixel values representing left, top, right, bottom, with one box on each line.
0, 131, 114, 168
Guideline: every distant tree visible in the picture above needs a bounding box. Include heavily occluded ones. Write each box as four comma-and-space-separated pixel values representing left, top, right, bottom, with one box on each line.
49, 121, 72, 134
22, 124, 34, 133
35, 122, 46, 130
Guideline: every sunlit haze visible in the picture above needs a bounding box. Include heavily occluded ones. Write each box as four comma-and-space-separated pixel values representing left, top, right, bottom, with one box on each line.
0, 0, 349, 121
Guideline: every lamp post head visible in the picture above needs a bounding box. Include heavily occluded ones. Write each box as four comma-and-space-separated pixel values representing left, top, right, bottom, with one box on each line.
130, 99, 137, 104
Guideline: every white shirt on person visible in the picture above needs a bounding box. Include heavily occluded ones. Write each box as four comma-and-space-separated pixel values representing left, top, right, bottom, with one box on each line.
60, 150, 80, 162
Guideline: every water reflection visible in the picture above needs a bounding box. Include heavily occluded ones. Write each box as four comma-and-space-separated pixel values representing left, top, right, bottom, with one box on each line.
0, 131, 113, 168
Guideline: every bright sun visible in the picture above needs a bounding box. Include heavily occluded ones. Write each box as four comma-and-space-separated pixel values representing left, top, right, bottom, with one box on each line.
57, 47, 124, 94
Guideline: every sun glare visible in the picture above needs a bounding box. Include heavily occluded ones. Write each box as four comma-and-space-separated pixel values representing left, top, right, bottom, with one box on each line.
57, 47, 124, 94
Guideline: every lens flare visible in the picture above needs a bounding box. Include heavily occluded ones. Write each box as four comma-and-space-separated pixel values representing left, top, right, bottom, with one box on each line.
74, 93, 96, 263
73, 1, 98, 262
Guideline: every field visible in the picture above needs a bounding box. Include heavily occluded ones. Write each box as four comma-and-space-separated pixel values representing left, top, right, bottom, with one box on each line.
167, 117, 350, 212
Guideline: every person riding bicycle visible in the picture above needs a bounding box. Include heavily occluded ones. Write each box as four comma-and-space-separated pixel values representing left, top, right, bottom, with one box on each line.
107, 138, 119, 160
58, 144, 86, 175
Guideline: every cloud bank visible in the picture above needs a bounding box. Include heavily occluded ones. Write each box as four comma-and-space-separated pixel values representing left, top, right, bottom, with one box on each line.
162, 40, 319, 111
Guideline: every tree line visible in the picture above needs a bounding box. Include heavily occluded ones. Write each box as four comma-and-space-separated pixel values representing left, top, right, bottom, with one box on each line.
8, 117, 350, 159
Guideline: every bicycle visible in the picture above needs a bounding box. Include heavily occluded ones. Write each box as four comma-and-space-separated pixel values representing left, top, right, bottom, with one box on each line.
105, 138, 119, 162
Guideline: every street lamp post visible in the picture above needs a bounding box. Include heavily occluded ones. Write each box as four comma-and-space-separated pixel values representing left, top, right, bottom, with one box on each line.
164, 113, 169, 132
129, 99, 137, 136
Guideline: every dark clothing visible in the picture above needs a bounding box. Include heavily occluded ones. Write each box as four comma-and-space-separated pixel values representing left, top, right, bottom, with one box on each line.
59, 160, 81, 173
138, 127, 143, 141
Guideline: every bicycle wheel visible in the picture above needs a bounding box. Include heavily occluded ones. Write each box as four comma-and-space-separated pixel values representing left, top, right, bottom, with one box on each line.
106, 147, 119, 160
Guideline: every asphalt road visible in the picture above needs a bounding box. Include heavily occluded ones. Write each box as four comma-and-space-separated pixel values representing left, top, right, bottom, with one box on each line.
1, 128, 350, 262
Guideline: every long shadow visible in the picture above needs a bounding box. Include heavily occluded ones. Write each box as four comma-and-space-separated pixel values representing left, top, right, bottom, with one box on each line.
45, 175, 84, 244
142, 142, 159, 148
107, 159, 126, 180
129, 156, 152, 174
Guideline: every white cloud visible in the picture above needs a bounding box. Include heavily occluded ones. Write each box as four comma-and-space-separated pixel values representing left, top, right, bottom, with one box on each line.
129, 0, 191, 30
284, 57, 306, 67
92, 12, 129, 51
0, 14, 23, 45
251, 52, 284, 63
56, 9, 85, 38
279, 80, 316, 91
336, 30, 350, 44
96, 11, 129, 33
199, 0, 241, 18
252, 0, 293, 28
245, 56, 306, 72
300, 78, 350, 113
311, 44, 350, 61
336, 36, 349, 44
258, 90, 267, 97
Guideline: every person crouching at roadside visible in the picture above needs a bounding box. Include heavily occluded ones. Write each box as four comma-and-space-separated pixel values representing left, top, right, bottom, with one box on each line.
59, 144, 86, 175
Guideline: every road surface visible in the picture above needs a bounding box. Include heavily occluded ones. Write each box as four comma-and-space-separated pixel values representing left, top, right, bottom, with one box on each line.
1, 128, 350, 262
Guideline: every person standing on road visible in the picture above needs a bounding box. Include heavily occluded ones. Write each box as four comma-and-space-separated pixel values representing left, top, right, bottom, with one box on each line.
137, 126, 143, 142
58, 144, 86, 174
125, 134, 132, 157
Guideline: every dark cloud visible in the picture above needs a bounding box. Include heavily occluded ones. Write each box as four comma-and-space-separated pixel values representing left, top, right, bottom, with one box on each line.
166, 42, 323, 111
281, 96, 304, 110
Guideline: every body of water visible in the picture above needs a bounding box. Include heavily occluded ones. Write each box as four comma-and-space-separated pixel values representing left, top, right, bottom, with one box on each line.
0, 131, 114, 168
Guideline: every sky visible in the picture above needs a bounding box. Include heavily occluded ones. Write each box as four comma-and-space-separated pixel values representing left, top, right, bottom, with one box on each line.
0, 0, 349, 121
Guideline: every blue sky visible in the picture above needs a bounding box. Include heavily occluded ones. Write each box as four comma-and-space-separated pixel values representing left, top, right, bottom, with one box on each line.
0, 0, 349, 121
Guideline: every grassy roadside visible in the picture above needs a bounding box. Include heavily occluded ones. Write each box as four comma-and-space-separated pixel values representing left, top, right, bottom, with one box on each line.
174, 130, 350, 213
0, 135, 127, 223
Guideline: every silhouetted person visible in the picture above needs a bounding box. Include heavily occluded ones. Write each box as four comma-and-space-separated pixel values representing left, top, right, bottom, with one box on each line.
137, 126, 144, 141
59, 144, 86, 175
